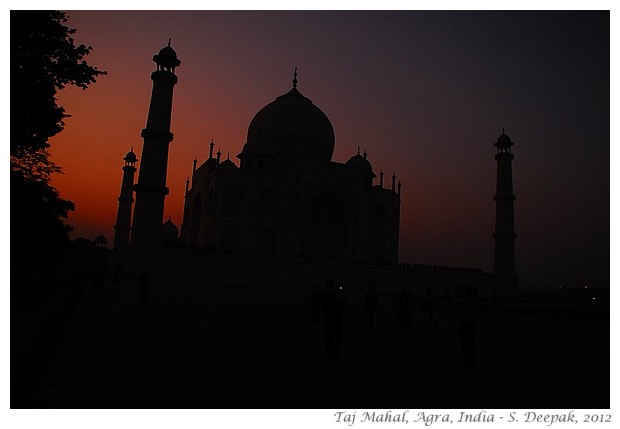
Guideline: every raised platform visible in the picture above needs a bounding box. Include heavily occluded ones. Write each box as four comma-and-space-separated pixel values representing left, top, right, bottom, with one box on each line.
111, 246, 518, 299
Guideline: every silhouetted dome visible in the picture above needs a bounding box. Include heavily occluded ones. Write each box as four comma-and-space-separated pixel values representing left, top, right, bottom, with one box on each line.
94, 233, 108, 246
346, 153, 375, 176
163, 218, 179, 237
124, 150, 137, 163
247, 87, 335, 163
158, 45, 178, 59
496, 130, 513, 147
497, 132, 511, 144
238, 138, 274, 158
153, 42, 181, 68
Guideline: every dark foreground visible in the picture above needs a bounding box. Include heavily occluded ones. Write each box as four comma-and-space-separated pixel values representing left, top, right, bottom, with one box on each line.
13, 280, 609, 409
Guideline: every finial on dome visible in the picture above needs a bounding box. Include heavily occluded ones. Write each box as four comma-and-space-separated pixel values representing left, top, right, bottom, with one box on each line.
363, 149, 368, 159
292, 67, 298, 89
357, 146, 360, 155
168, 38, 171, 47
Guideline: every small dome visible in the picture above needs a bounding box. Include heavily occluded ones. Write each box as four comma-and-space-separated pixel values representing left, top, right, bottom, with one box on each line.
497, 133, 511, 144
158, 45, 178, 59
238, 138, 274, 158
346, 153, 375, 176
153, 41, 181, 68
124, 150, 137, 163
94, 233, 108, 246
495, 129, 513, 147
163, 217, 179, 236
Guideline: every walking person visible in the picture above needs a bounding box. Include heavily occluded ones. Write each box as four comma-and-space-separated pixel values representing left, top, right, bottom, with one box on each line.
397, 289, 412, 331
458, 286, 479, 369
364, 285, 378, 328
323, 280, 345, 356
419, 287, 435, 342
138, 270, 150, 305
310, 283, 324, 326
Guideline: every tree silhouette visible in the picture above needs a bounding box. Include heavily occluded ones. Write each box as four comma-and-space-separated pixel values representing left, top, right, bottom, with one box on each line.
10, 11, 106, 263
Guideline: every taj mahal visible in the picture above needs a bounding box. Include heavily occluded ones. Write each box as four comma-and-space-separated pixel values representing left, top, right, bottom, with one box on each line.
110, 42, 518, 297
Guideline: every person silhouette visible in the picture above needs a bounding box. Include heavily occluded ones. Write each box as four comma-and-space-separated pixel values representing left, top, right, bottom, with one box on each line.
397, 289, 412, 330
458, 286, 479, 369
364, 285, 378, 328
323, 280, 345, 356
419, 287, 435, 342
310, 283, 324, 326
138, 270, 150, 305
92, 272, 104, 295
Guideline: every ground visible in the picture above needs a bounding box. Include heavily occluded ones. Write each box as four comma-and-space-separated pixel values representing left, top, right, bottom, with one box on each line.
17, 279, 609, 409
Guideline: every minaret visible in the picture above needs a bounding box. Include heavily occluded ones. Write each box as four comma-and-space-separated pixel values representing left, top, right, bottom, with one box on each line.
131, 41, 181, 246
113, 149, 138, 249
493, 129, 517, 274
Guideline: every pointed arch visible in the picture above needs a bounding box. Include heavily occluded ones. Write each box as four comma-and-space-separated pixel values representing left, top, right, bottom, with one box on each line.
369, 203, 386, 231
302, 191, 348, 260
222, 185, 243, 216
257, 188, 279, 219
219, 225, 239, 250
254, 227, 277, 254
189, 193, 203, 248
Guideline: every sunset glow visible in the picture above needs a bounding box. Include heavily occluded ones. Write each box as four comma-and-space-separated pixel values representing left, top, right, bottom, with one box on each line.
48, 11, 609, 289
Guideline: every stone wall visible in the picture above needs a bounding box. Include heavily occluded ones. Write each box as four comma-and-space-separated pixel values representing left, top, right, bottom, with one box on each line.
111, 246, 517, 299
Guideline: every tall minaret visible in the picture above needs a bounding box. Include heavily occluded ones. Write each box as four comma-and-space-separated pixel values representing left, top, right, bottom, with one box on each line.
131, 41, 181, 246
113, 148, 138, 249
493, 129, 517, 274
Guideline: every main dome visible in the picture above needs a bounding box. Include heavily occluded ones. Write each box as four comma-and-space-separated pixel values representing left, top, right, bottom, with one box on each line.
246, 86, 335, 163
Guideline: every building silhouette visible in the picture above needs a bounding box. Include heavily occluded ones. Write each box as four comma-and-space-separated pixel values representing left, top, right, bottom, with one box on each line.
130, 40, 180, 247
113, 149, 137, 250
112, 43, 517, 296
493, 130, 517, 274
180, 69, 400, 263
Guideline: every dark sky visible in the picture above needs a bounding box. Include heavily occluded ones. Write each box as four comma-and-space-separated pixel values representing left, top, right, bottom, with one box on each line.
49, 10, 610, 289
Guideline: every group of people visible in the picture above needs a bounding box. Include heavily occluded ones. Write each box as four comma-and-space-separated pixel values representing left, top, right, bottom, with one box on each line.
137, 270, 150, 305
310, 280, 479, 368
311, 280, 346, 356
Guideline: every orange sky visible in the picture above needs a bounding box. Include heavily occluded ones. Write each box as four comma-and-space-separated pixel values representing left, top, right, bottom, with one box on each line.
47, 11, 610, 289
